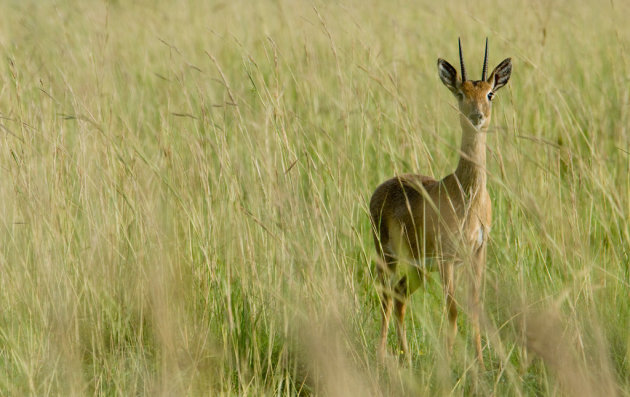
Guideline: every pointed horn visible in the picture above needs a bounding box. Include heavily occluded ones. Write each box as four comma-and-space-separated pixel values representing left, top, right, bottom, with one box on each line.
458, 37, 467, 82
482, 37, 489, 81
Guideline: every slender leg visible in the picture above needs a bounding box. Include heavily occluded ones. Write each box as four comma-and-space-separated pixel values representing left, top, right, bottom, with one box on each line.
394, 277, 409, 361
440, 262, 457, 356
472, 246, 486, 368
376, 250, 396, 360
378, 289, 393, 360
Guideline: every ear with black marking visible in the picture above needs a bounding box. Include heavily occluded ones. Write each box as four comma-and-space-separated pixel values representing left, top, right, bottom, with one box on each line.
437, 58, 460, 95
487, 58, 512, 91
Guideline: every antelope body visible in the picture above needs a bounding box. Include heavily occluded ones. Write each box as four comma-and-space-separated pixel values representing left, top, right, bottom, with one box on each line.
369, 39, 512, 366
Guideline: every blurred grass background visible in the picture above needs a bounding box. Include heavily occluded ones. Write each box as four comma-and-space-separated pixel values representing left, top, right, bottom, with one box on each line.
0, 0, 628, 395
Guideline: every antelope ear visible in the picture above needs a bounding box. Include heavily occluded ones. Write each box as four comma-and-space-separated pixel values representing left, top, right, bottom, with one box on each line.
487, 58, 512, 91
437, 58, 460, 95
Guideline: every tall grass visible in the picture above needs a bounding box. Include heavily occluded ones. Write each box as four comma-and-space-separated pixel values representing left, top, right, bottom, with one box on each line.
0, 0, 628, 395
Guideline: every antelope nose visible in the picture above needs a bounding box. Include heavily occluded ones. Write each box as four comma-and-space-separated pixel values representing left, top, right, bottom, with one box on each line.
469, 113, 484, 126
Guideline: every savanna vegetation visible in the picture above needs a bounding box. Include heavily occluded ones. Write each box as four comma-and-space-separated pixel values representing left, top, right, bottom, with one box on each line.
0, 0, 628, 395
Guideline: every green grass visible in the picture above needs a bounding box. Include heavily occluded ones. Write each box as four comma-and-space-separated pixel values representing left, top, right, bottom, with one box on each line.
0, 0, 629, 395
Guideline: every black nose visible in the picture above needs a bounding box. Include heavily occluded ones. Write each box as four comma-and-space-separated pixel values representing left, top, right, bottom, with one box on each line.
469, 113, 484, 125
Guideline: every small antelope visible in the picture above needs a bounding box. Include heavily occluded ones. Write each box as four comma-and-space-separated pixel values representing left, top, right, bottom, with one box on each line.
369, 38, 512, 366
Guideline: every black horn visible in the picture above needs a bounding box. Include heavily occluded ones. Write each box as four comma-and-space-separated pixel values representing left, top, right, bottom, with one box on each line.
481, 37, 489, 81
458, 37, 467, 82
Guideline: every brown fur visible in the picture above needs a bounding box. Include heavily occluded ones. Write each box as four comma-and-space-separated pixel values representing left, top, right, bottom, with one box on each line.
370, 49, 512, 367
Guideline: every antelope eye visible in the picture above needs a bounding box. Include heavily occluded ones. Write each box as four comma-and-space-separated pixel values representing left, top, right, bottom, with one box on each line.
487, 91, 494, 101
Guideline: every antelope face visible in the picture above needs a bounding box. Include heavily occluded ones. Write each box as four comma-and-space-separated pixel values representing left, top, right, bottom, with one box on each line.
456, 80, 494, 129
437, 38, 512, 130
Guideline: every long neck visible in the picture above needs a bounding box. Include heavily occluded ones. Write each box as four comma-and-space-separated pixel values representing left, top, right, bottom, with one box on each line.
454, 115, 487, 194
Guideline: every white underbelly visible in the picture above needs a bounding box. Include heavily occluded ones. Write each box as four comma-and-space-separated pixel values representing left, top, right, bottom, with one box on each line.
476, 226, 484, 247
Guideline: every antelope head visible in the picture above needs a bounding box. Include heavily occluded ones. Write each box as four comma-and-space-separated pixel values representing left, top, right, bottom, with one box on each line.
437, 38, 512, 130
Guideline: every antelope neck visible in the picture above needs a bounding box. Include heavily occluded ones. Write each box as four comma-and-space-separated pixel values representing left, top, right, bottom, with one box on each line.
454, 115, 487, 194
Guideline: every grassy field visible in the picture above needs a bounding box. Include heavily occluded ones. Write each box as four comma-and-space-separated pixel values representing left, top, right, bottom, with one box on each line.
0, 0, 629, 395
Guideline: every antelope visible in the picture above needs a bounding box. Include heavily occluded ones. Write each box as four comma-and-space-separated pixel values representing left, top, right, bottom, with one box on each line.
369, 38, 512, 367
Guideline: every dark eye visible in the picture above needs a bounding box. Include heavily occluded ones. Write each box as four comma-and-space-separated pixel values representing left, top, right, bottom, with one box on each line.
487, 91, 494, 101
